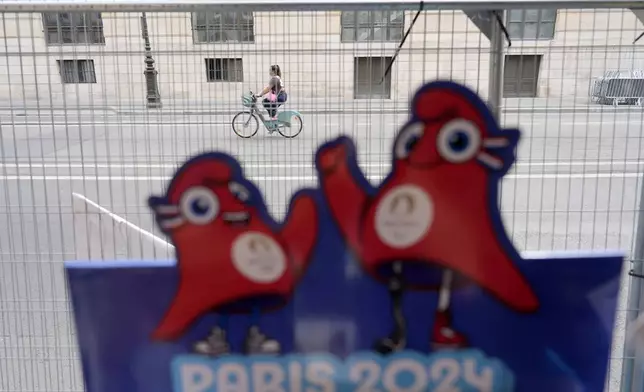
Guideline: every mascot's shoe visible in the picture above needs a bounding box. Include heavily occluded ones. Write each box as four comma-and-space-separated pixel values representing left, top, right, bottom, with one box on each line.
193, 327, 231, 356
373, 330, 406, 355
431, 310, 468, 349
244, 326, 281, 355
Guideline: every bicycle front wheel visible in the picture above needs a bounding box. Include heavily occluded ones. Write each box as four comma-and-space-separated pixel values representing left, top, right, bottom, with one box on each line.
278, 113, 303, 138
232, 111, 259, 138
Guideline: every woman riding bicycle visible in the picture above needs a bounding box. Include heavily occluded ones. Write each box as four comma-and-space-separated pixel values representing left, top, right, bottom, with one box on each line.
256, 65, 287, 119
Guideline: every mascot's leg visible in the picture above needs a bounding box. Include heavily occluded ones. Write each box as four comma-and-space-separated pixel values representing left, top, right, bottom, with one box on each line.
431, 270, 468, 349
374, 261, 407, 354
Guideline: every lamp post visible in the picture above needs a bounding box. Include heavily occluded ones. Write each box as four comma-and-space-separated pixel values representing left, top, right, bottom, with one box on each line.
140, 12, 162, 108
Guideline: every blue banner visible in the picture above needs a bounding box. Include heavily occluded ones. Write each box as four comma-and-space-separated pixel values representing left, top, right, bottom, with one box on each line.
66, 81, 623, 392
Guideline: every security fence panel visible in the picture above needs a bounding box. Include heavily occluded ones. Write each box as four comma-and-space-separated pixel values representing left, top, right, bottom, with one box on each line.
0, 1, 643, 391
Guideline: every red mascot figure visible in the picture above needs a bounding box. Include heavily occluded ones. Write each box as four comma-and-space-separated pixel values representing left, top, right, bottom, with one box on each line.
315, 81, 539, 353
149, 153, 318, 356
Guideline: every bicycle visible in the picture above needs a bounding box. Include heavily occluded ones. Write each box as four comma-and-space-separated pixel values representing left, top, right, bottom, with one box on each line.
231, 91, 303, 138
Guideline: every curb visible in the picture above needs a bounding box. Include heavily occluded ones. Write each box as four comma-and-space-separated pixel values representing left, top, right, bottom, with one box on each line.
117, 109, 407, 115
504, 107, 643, 114
1, 106, 642, 115
115, 106, 644, 115
0, 106, 120, 114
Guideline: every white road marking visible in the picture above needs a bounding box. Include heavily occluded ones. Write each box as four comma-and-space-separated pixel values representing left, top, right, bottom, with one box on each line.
2, 160, 644, 169
1, 173, 641, 181
3, 163, 179, 169
508, 173, 642, 179
517, 161, 644, 167
528, 121, 642, 126
1, 122, 402, 127
72, 192, 173, 249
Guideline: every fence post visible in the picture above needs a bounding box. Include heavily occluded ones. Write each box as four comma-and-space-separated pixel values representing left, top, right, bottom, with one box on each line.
487, 10, 505, 119
623, 181, 644, 390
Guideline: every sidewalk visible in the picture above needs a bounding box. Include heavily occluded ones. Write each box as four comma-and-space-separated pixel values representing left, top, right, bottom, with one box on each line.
1, 97, 642, 115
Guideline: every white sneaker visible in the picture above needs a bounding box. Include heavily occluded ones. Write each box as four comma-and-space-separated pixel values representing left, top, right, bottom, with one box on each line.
244, 326, 281, 355
193, 327, 230, 356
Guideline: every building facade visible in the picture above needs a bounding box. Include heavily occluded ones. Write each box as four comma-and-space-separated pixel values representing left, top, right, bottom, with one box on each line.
0, 8, 642, 107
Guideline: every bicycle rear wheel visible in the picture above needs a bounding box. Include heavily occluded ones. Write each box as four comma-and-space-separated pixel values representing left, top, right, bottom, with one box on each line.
232, 111, 259, 138
278, 113, 303, 138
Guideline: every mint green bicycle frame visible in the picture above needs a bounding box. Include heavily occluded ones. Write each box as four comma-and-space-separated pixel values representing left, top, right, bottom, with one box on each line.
250, 99, 302, 131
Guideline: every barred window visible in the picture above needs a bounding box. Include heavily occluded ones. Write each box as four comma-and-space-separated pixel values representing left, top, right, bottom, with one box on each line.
507, 9, 557, 40
57, 60, 97, 84
354, 57, 392, 99
205, 58, 244, 82
341, 11, 404, 42
192, 12, 255, 43
503, 55, 542, 97
43, 12, 105, 45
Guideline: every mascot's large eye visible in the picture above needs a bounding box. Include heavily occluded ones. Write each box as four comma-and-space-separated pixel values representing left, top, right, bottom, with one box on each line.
394, 122, 425, 159
228, 182, 250, 202
180, 186, 219, 225
436, 119, 481, 163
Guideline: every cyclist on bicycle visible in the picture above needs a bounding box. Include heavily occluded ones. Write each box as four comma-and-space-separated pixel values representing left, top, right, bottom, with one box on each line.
256, 65, 287, 119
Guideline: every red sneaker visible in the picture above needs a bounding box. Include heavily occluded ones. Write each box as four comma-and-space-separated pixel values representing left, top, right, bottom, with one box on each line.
431, 310, 468, 349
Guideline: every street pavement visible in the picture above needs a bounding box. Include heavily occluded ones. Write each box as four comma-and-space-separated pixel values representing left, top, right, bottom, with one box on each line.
0, 109, 643, 391
3, 96, 643, 114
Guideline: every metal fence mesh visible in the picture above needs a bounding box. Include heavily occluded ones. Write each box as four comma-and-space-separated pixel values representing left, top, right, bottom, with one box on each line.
0, 3, 643, 391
